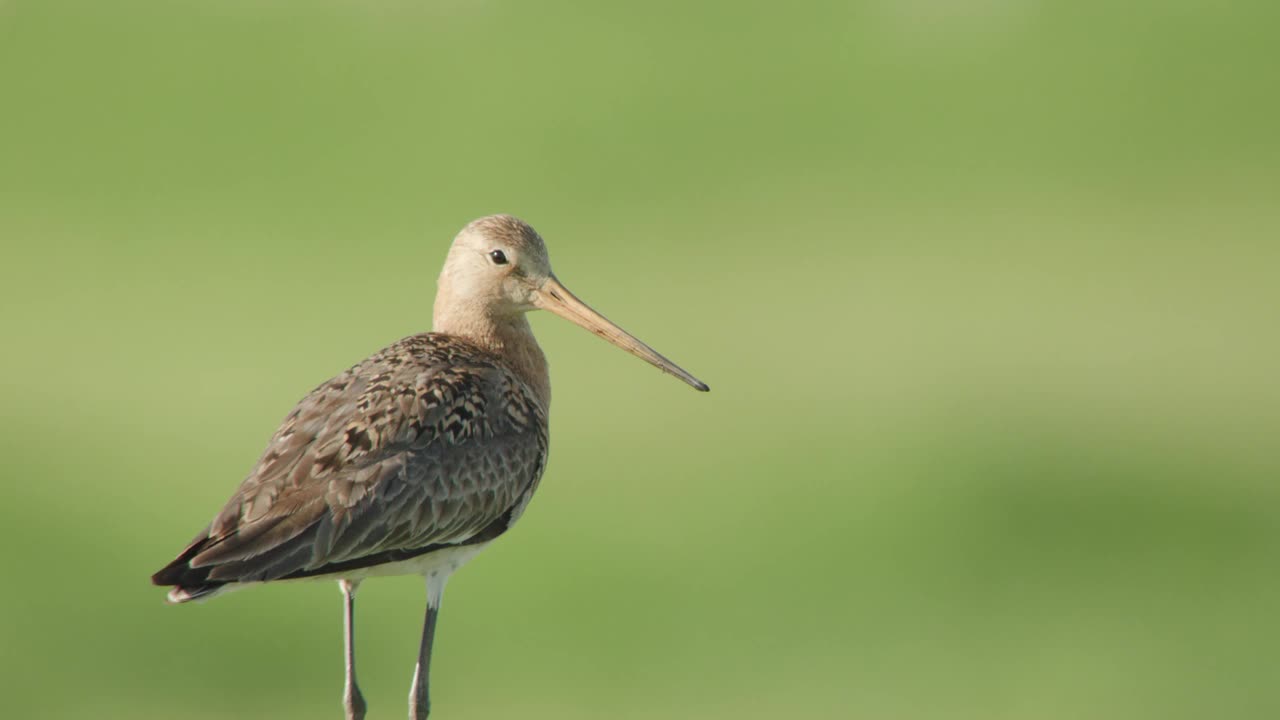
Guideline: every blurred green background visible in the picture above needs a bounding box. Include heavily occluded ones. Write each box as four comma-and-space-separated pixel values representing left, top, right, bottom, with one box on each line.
2, 1, 1278, 718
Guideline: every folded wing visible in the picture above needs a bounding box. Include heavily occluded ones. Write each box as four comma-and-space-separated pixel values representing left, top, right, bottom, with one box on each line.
152, 334, 548, 599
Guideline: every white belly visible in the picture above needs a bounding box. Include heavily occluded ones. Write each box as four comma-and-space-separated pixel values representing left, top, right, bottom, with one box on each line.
186, 542, 491, 603
326, 542, 490, 582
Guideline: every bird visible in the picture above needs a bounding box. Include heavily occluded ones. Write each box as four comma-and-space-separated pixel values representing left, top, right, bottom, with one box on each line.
151, 214, 709, 720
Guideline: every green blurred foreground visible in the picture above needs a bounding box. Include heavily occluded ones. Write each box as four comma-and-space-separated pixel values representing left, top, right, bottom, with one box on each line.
1, 1, 1277, 718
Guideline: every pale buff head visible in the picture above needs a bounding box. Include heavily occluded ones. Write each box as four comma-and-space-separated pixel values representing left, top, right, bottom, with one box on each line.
437, 215, 553, 315
433, 214, 709, 392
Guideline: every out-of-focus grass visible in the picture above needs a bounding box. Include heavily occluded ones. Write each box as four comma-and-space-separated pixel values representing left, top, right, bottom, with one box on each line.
1, 1, 1278, 718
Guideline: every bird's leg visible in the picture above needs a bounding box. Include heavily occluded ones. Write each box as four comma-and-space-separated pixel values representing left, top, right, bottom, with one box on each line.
340, 579, 367, 720
408, 571, 449, 720
408, 605, 438, 719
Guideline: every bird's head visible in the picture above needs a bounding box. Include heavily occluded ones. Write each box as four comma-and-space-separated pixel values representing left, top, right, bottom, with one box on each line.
435, 214, 708, 392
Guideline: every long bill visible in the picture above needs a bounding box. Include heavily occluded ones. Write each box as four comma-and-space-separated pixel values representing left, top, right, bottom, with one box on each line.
533, 276, 710, 392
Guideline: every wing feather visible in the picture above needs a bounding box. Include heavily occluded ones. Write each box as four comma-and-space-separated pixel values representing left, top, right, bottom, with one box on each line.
156, 334, 547, 589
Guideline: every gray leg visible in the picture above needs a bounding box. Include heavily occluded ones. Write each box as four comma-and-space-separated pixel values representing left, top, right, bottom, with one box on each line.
340, 579, 367, 720
409, 572, 449, 720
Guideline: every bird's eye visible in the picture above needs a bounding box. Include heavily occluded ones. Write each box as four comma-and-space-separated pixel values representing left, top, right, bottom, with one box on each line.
489, 250, 508, 265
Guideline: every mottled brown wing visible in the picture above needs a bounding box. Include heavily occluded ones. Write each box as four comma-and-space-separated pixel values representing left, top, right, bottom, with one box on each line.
156, 334, 547, 589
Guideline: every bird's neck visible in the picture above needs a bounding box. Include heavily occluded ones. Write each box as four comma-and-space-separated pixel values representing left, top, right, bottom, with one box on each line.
432, 302, 551, 411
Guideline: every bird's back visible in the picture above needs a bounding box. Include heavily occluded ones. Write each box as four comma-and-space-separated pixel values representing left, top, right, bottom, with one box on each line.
152, 333, 549, 602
